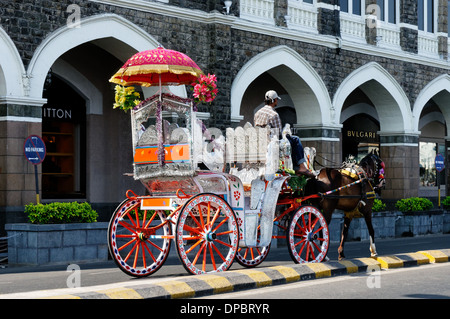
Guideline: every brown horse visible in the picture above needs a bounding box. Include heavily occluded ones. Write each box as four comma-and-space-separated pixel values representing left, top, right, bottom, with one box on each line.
304, 153, 385, 260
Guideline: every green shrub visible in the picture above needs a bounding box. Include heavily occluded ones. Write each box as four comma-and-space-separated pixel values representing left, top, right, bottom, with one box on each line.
25, 202, 98, 224
372, 199, 386, 212
395, 197, 433, 212
441, 196, 450, 208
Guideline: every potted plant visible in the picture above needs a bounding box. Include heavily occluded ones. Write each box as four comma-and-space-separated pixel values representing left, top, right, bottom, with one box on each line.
6, 202, 109, 266
394, 197, 443, 237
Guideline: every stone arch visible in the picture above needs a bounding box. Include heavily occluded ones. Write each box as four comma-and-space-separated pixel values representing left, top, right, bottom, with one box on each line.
333, 62, 414, 134
230, 45, 333, 126
412, 74, 450, 135
0, 26, 25, 97
26, 14, 184, 100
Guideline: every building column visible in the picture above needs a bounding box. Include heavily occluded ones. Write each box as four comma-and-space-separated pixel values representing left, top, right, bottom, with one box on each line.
437, 0, 448, 60
293, 124, 342, 169
317, 0, 340, 37
379, 134, 420, 199
399, 0, 419, 53
0, 97, 45, 225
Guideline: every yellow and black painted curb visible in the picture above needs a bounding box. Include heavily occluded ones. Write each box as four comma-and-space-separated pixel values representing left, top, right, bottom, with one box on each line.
39, 249, 449, 299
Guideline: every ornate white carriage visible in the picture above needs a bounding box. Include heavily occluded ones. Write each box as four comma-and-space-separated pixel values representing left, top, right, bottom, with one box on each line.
107, 93, 330, 277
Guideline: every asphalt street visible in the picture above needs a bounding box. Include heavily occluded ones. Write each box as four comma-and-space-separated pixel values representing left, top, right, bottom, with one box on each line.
0, 234, 448, 297
200, 262, 450, 299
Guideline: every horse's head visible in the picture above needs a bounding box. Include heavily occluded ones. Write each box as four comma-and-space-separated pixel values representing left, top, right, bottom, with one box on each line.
359, 153, 385, 192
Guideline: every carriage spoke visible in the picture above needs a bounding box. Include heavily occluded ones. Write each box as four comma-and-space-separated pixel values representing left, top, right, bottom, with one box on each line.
142, 241, 157, 263
124, 210, 138, 228
188, 209, 203, 229
116, 234, 135, 238
186, 238, 204, 254
192, 242, 207, 266
207, 201, 211, 226
211, 242, 226, 262
124, 241, 139, 263
212, 216, 229, 233
197, 204, 205, 229
202, 243, 207, 272
144, 210, 158, 228
133, 242, 140, 268
214, 239, 233, 248
216, 230, 233, 236
118, 220, 137, 234
209, 243, 217, 270
118, 237, 137, 251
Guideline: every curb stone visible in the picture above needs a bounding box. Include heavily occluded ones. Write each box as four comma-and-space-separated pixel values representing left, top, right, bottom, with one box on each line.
4, 249, 449, 299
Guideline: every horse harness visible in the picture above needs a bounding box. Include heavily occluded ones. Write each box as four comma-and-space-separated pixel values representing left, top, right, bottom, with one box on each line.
318, 162, 376, 204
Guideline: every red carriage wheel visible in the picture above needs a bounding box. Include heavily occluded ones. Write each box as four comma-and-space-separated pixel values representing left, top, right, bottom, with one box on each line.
235, 245, 270, 268
108, 198, 171, 277
287, 206, 329, 263
175, 193, 239, 275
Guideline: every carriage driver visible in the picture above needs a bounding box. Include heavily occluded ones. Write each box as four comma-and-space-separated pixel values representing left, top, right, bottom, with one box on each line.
254, 90, 315, 178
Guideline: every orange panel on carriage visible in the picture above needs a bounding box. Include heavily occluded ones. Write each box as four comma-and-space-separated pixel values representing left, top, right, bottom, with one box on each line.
141, 197, 172, 210
134, 144, 190, 165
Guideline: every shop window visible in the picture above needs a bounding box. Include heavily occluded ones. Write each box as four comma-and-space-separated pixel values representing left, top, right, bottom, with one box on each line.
342, 114, 380, 163
420, 142, 445, 187
42, 75, 86, 199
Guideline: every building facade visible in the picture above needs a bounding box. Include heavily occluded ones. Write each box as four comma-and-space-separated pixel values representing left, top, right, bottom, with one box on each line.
0, 0, 449, 231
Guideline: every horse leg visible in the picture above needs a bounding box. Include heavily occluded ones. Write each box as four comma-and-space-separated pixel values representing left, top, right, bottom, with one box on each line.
338, 216, 352, 260
363, 212, 377, 257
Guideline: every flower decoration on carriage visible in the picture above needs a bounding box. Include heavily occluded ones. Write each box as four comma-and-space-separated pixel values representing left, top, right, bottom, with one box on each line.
113, 85, 141, 112
191, 73, 218, 104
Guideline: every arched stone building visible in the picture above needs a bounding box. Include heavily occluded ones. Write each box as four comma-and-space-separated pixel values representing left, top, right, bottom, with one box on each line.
0, 0, 449, 231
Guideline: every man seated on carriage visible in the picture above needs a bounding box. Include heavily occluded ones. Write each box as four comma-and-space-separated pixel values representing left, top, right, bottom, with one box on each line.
254, 90, 315, 179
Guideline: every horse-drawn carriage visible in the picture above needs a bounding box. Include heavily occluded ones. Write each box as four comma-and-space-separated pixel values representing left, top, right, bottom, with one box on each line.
107, 48, 385, 277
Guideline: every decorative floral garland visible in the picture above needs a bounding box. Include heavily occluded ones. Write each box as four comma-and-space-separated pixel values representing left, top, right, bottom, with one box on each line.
113, 85, 141, 112
191, 73, 218, 104
113, 73, 217, 112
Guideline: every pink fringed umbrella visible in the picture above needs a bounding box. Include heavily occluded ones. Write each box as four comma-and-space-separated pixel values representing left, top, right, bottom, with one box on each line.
109, 47, 203, 87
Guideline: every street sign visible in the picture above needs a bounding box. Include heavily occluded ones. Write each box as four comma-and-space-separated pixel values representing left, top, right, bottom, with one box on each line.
24, 135, 46, 204
24, 135, 46, 165
435, 154, 445, 172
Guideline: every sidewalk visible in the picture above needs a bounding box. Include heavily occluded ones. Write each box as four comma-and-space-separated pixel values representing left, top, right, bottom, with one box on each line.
1, 248, 449, 299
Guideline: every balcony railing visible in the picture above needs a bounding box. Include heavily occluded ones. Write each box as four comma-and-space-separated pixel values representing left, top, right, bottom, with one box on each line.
240, 0, 275, 25
418, 31, 439, 58
340, 12, 366, 43
237, 0, 444, 60
376, 22, 401, 50
287, 0, 317, 33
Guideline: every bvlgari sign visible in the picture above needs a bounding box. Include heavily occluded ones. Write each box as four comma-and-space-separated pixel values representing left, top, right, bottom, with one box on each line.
346, 130, 377, 140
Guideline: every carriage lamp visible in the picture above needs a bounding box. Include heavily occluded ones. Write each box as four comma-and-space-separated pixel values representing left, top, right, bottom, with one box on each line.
224, 1, 232, 15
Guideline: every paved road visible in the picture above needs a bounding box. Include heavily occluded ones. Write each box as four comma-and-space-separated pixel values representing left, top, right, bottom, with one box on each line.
199, 262, 450, 299
0, 234, 449, 296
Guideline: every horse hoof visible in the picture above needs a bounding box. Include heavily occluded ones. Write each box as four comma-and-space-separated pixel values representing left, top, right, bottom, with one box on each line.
371, 253, 378, 258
